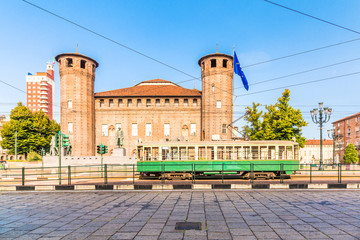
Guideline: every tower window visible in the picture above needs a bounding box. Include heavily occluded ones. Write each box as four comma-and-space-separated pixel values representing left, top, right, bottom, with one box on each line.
202, 62, 205, 71
100, 99, 104, 107
137, 99, 142, 107
118, 99, 123, 107
212, 84, 215, 93
128, 99, 133, 107
193, 99, 198, 106
174, 99, 179, 106
223, 59, 228, 68
217, 100, 222, 109
211, 59, 216, 68
222, 124, 227, 134
165, 99, 170, 106
80, 60, 86, 69
184, 99, 189, 106
146, 99, 151, 107
109, 99, 113, 107
68, 100, 72, 109
66, 58, 73, 67
156, 99, 160, 106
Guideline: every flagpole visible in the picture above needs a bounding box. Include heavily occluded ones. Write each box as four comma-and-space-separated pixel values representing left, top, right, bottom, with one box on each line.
232, 46, 235, 138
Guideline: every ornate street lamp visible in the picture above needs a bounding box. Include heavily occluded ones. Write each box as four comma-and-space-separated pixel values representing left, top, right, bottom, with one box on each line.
310, 102, 332, 170
327, 128, 338, 169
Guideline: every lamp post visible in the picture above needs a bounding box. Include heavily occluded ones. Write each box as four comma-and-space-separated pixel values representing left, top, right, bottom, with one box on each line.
327, 128, 338, 169
310, 102, 332, 170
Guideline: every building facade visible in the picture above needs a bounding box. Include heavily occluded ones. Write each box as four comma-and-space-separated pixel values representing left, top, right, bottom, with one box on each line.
332, 112, 360, 163
299, 139, 333, 164
26, 63, 55, 120
55, 52, 235, 156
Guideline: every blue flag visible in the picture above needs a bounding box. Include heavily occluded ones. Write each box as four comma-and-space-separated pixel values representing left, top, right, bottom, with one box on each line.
234, 51, 249, 91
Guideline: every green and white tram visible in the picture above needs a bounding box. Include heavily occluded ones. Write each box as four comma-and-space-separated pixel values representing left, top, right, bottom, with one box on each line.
137, 140, 299, 180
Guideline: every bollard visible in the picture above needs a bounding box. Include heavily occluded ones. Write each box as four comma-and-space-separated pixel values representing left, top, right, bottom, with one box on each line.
280, 163, 284, 183
22, 167, 25, 186
68, 165, 71, 185
221, 163, 224, 184
338, 163, 342, 183
133, 164, 135, 185
104, 164, 108, 184
250, 163, 254, 183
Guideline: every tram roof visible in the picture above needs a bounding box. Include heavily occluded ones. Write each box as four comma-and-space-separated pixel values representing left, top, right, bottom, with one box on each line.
137, 140, 299, 147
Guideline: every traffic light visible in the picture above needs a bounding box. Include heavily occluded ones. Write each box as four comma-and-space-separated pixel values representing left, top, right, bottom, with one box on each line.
62, 134, 70, 147
55, 133, 60, 148
103, 145, 108, 154
97, 145, 101, 154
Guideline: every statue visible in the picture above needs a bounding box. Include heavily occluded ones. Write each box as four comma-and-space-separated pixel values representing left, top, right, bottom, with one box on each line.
115, 127, 124, 148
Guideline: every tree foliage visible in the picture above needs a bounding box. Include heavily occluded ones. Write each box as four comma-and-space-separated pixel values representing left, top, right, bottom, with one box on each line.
0, 102, 60, 157
243, 89, 307, 147
343, 143, 359, 164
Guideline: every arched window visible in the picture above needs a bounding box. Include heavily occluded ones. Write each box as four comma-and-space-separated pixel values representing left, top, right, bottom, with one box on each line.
66, 58, 73, 67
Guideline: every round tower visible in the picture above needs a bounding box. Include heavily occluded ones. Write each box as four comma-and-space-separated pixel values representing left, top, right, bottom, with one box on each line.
55, 53, 99, 156
198, 53, 233, 141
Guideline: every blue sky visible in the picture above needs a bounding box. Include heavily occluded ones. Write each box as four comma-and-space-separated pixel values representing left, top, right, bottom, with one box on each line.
1, 0, 360, 139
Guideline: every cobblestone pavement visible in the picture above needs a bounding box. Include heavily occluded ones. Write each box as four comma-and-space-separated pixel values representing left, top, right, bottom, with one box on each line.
0, 190, 359, 240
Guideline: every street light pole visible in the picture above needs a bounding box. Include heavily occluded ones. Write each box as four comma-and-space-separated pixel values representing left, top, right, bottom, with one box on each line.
15, 131, 17, 160
310, 102, 332, 170
328, 128, 338, 169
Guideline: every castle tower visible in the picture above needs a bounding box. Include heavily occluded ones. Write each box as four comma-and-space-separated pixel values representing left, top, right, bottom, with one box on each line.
198, 53, 233, 141
55, 53, 99, 156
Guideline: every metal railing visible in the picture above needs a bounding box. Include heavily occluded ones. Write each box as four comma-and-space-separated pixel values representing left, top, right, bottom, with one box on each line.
0, 163, 359, 186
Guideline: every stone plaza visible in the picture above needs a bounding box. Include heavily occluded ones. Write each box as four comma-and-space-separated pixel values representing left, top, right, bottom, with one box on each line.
0, 190, 359, 240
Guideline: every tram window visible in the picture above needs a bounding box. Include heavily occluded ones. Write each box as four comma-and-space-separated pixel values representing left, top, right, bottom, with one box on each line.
268, 146, 276, 160
188, 147, 195, 160
251, 146, 259, 160
260, 146, 267, 160
287, 146, 293, 160
279, 146, 285, 160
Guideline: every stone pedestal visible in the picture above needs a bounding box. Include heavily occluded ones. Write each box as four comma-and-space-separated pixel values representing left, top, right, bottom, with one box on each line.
112, 148, 126, 157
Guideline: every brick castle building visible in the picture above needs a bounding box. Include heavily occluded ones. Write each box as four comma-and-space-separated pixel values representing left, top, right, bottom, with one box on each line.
332, 112, 360, 163
26, 63, 55, 120
55, 52, 234, 156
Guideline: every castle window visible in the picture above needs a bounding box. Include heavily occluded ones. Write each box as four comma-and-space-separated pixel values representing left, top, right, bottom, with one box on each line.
100, 99, 104, 107
165, 99, 170, 106
68, 122, 73, 134
66, 58, 73, 67
146, 123, 152, 137
156, 99, 160, 106
222, 124, 227, 134
137, 99, 142, 107
132, 123, 138, 136
348, 128, 351, 136
102, 124, 108, 136
223, 59, 228, 68
193, 99, 198, 106
202, 62, 205, 71
118, 99, 123, 107
191, 123, 196, 136
184, 99, 189, 106
80, 60, 86, 69
146, 99, 151, 107
127, 99, 132, 107
212, 84, 215, 93
174, 99, 179, 106
217, 100, 222, 109
164, 123, 170, 137
68, 100, 72, 109
211, 59, 216, 68
109, 99, 113, 107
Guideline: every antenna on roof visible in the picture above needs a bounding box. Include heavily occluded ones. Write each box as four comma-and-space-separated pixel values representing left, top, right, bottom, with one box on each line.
76, 43, 78, 53
216, 43, 218, 53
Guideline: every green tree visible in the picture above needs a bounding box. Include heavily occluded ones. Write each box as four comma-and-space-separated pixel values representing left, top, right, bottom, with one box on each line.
243, 89, 307, 147
0, 102, 60, 158
343, 143, 359, 164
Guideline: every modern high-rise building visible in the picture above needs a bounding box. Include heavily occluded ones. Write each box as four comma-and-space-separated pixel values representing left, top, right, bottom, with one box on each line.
26, 63, 55, 120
